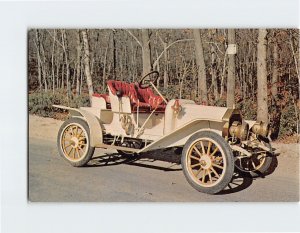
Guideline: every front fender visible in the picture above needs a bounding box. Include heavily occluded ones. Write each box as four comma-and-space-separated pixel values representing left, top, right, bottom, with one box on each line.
138, 119, 224, 153
53, 105, 103, 147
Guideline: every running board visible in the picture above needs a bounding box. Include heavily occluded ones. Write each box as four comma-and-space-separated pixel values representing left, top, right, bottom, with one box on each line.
98, 144, 140, 153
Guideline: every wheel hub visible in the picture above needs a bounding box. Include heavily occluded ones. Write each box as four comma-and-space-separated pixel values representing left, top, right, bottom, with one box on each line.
200, 155, 212, 169
70, 136, 79, 148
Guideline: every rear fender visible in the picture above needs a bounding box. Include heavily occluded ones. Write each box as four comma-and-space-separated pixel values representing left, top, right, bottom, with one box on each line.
53, 105, 103, 147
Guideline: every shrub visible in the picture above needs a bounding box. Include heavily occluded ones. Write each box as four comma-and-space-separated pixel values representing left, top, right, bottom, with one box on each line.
279, 103, 299, 137
28, 91, 90, 118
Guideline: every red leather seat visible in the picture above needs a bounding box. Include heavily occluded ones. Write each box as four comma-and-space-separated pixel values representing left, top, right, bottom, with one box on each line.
136, 86, 166, 112
107, 80, 166, 112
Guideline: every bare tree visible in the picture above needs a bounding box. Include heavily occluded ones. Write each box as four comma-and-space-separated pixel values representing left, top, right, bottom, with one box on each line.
193, 29, 207, 103
75, 30, 82, 95
257, 29, 269, 123
141, 29, 152, 76
34, 29, 43, 91
81, 29, 94, 103
61, 29, 70, 97
271, 41, 278, 97
209, 30, 219, 100
227, 29, 236, 108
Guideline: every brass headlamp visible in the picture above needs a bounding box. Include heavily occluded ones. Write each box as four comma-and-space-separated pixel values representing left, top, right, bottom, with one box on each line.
229, 121, 249, 141
251, 121, 270, 137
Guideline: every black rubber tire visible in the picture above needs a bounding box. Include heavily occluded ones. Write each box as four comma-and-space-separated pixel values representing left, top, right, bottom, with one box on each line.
249, 155, 273, 177
181, 131, 235, 194
57, 117, 95, 167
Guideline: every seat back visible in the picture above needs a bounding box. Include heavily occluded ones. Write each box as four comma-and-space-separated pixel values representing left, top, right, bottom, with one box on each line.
107, 80, 138, 104
136, 87, 165, 109
107, 80, 165, 111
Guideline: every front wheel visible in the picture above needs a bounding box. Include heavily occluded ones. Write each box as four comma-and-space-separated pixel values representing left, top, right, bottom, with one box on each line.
181, 131, 234, 194
57, 117, 95, 167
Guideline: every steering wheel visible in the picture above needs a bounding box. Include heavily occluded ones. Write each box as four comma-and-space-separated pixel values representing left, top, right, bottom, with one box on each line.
138, 71, 160, 89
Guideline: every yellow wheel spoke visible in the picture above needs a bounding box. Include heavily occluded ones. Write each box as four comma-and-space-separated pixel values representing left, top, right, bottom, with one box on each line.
78, 136, 86, 141
64, 138, 72, 142
201, 169, 206, 182
70, 126, 75, 136
194, 167, 203, 177
210, 167, 220, 178
67, 147, 73, 157
207, 141, 212, 155
78, 130, 83, 138
76, 148, 80, 158
200, 141, 205, 155
75, 126, 78, 136
210, 147, 219, 157
193, 146, 202, 157
72, 147, 76, 159
78, 146, 85, 154
208, 169, 212, 183
64, 144, 72, 149
191, 163, 201, 168
189, 154, 200, 161
212, 163, 223, 169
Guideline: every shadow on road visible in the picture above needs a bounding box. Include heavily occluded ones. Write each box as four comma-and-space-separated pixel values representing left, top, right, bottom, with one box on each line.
218, 155, 279, 195
87, 148, 279, 194
88, 148, 182, 171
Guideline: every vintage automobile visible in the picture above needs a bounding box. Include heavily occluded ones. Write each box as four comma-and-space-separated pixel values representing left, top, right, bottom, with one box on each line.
54, 71, 274, 194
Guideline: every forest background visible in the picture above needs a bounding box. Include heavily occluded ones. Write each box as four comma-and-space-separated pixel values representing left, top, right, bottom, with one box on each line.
28, 29, 299, 141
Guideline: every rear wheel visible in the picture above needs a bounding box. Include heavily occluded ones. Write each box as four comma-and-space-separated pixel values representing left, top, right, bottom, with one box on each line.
57, 117, 95, 167
181, 131, 234, 194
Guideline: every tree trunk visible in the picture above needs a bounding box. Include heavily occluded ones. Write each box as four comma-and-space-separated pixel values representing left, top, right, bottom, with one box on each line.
102, 46, 108, 91
163, 43, 169, 89
61, 29, 70, 97
112, 30, 117, 79
271, 43, 278, 97
210, 43, 219, 100
193, 29, 207, 103
40, 37, 48, 92
227, 29, 236, 108
51, 29, 56, 93
141, 29, 152, 76
81, 29, 94, 103
257, 29, 269, 123
34, 29, 43, 91
76, 30, 81, 96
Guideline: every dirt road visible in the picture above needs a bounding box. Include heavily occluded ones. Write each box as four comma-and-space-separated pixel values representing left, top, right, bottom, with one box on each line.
29, 115, 299, 202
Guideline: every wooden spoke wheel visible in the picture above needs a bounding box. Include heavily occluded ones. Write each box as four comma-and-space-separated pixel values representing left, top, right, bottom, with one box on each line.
57, 118, 95, 167
234, 144, 273, 177
182, 131, 234, 194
